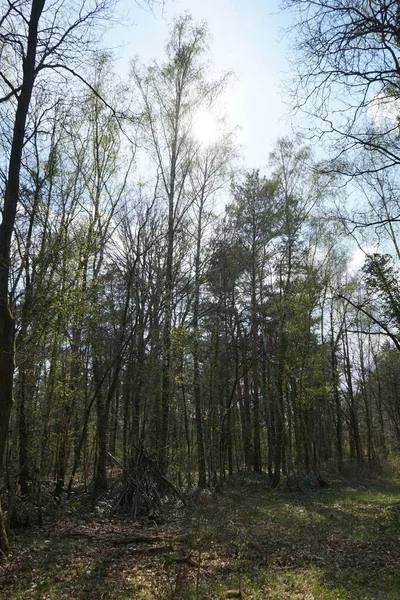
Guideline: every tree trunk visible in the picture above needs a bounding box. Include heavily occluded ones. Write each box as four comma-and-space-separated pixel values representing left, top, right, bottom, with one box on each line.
159, 193, 174, 473
0, 0, 45, 553
193, 201, 206, 488
237, 326, 253, 470
330, 318, 343, 473
251, 284, 262, 472
343, 327, 363, 465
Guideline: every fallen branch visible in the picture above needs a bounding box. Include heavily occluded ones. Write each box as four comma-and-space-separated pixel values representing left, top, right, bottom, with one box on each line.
66, 531, 190, 545
129, 544, 174, 555
111, 533, 189, 545
168, 555, 199, 568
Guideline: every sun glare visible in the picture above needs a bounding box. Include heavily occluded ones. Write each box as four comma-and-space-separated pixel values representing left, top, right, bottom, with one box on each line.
368, 93, 400, 124
192, 109, 219, 146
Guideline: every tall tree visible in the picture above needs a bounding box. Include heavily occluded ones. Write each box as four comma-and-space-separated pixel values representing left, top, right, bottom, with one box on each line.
229, 171, 279, 472
132, 14, 228, 472
0, 0, 117, 553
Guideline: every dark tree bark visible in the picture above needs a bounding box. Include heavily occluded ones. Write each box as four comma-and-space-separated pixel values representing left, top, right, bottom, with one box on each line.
0, 0, 46, 554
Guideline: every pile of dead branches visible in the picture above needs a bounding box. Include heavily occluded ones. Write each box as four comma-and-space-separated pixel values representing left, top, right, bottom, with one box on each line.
96, 448, 185, 518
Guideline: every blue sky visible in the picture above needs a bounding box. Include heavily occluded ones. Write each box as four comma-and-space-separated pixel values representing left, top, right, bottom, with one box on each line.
107, 0, 292, 170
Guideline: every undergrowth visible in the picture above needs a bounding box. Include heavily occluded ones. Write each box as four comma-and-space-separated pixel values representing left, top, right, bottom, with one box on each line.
1, 475, 399, 599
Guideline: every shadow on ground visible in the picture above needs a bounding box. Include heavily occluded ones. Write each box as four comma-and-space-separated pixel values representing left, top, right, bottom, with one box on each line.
1, 477, 400, 599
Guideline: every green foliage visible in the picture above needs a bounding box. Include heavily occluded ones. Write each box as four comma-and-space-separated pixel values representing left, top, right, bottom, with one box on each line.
362, 253, 400, 323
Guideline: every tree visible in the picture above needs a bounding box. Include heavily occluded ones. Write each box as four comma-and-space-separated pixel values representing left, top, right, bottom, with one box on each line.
0, 0, 117, 554
228, 170, 279, 472
284, 0, 400, 175
132, 14, 229, 473
188, 135, 235, 487
267, 139, 327, 483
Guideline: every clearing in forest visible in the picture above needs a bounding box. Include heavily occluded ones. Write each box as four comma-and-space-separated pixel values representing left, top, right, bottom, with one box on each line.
1, 476, 400, 599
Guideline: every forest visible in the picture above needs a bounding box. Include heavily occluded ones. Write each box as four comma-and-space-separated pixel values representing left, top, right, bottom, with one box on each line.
1, 1, 400, 599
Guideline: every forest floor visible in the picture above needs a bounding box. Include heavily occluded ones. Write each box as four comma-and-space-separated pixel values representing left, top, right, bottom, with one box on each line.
1, 475, 400, 599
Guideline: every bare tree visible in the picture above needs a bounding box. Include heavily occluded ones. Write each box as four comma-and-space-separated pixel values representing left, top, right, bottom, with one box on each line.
284, 0, 400, 175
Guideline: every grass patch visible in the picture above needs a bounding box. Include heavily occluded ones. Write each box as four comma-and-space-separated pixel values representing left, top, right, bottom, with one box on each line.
1, 477, 399, 599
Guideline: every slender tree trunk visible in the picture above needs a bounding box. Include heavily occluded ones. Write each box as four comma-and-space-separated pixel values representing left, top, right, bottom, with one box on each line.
94, 392, 108, 497
193, 202, 206, 488
93, 356, 124, 498
159, 193, 174, 473
0, 1, 45, 552
54, 397, 73, 501
18, 379, 30, 499
237, 325, 253, 469
343, 327, 363, 465
250, 258, 262, 472
265, 335, 274, 478
160, 278, 172, 472
209, 327, 220, 484
272, 326, 286, 488
358, 333, 374, 469
373, 353, 388, 458
330, 314, 343, 473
